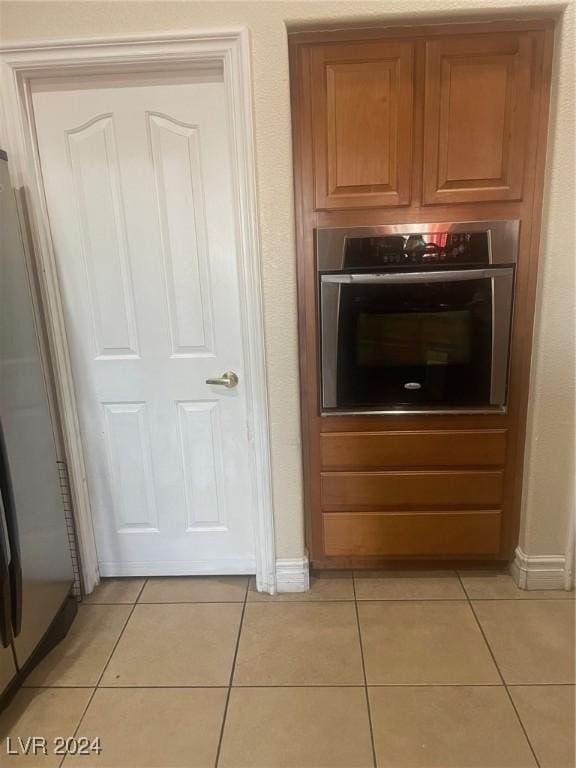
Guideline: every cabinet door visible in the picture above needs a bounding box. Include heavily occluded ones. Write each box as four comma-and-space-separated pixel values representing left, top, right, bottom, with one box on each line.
310, 40, 414, 210
423, 33, 534, 204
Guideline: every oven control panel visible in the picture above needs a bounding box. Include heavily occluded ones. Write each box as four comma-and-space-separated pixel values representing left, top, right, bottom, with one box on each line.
342, 232, 490, 270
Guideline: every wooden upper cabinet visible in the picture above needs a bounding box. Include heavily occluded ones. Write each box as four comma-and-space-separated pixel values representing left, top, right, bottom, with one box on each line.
422, 33, 535, 204
309, 40, 414, 210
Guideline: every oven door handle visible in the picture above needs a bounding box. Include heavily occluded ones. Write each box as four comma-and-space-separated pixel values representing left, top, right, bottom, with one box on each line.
321, 268, 514, 284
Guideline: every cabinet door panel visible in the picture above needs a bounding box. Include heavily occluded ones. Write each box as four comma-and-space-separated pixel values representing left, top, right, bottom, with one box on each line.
310, 41, 414, 209
423, 34, 534, 204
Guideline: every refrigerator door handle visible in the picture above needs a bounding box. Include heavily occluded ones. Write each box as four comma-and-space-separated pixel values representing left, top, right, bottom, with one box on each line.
0, 482, 13, 648
0, 421, 22, 639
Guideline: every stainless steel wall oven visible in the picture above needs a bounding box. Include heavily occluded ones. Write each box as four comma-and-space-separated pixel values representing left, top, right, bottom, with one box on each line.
318, 221, 519, 414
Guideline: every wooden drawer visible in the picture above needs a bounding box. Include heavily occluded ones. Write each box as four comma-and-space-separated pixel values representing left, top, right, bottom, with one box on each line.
321, 470, 504, 510
323, 510, 502, 556
321, 430, 507, 470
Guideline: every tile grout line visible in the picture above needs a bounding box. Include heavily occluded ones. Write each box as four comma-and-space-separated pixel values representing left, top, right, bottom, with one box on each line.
213, 576, 249, 768
23, 681, 576, 689
56, 577, 149, 768
455, 572, 542, 768
352, 574, 378, 768
76, 597, 576, 606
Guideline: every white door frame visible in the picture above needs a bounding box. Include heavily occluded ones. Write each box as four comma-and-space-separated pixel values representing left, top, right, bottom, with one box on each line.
0, 29, 277, 594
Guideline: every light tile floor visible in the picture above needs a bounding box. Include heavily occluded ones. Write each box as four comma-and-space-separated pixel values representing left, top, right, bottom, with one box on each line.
0, 571, 574, 767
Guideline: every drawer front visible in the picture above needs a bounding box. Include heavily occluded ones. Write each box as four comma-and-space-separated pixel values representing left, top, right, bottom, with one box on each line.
323, 510, 501, 556
321, 430, 507, 470
321, 470, 504, 510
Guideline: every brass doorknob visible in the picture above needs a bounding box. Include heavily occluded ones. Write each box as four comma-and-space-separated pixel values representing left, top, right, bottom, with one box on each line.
205, 371, 239, 389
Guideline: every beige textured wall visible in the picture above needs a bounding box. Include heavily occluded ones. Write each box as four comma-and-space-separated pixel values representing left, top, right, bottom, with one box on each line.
0, 0, 573, 561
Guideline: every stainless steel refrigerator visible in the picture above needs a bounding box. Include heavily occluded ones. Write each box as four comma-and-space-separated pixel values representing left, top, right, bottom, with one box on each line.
0, 151, 75, 706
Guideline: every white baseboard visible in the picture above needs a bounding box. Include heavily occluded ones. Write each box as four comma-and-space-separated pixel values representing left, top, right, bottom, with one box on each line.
99, 556, 311, 595
510, 547, 571, 591
275, 557, 310, 593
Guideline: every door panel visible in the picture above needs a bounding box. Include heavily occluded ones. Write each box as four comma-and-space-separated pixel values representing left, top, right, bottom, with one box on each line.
423, 33, 534, 204
102, 403, 159, 533
31, 71, 256, 575
148, 112, 215, 356
66, 114, 140, 358
310, 40, 414, 209
177, 401, 227, 531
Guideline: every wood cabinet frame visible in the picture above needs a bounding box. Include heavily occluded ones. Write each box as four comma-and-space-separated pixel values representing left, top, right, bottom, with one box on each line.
289, 18, 555, 568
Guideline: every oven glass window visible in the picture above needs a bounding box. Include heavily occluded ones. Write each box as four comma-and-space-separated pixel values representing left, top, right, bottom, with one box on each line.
356, 310, 471, 368
331, 279, 493, 409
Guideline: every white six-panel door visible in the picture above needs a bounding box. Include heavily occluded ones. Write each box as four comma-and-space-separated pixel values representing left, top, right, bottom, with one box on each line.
31, 69, 256, 575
